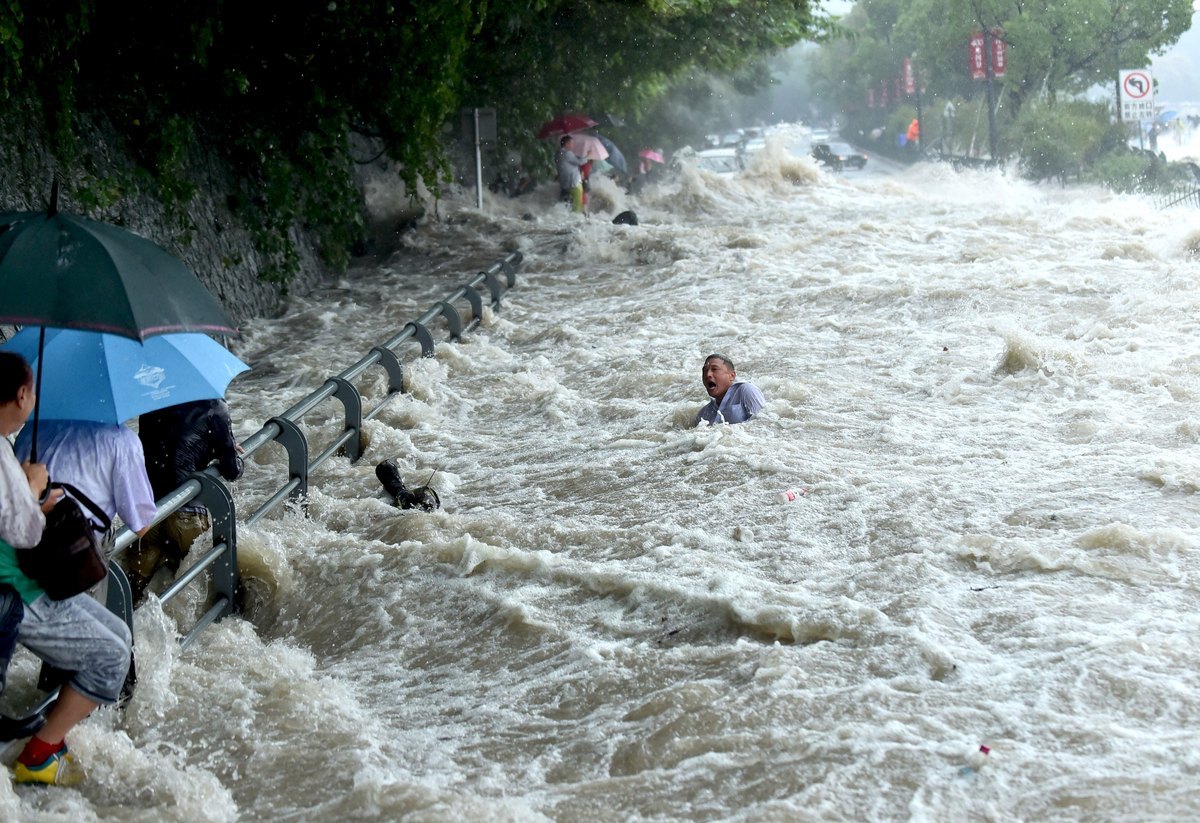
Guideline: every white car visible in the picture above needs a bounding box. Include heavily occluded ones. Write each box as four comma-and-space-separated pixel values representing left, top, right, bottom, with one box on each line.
695, 147, 743, 174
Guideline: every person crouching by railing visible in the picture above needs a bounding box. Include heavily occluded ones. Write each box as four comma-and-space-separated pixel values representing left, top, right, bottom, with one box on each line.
131, 399, 244, 605
0, 352, 132, 786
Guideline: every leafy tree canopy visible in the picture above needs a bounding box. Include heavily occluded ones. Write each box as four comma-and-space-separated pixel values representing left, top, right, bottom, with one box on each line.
0, 0, 826, 280
811, 0, 1192, 123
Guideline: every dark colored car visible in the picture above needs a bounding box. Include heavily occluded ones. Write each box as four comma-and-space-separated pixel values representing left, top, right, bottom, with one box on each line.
812, 141, 868, 171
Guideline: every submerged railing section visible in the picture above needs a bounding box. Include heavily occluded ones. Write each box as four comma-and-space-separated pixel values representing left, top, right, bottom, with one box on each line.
1154, 185, 1200, 210
107, 251, 522, 650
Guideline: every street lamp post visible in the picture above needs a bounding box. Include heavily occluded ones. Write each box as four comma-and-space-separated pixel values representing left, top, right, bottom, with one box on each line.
982, 27, 999, 159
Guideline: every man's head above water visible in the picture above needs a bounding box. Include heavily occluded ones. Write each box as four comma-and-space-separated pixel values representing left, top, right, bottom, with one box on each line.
701, 354, 736, 402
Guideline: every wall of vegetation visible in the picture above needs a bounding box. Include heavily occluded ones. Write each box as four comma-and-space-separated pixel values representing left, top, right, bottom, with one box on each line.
0, 0, 825, 299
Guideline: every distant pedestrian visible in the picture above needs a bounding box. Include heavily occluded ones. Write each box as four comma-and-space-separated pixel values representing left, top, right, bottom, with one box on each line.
906, 118, 920, 149
556, 135, 586, 214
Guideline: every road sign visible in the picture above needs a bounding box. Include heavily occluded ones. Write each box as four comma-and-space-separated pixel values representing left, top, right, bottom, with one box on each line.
1119, 69, 1154, 120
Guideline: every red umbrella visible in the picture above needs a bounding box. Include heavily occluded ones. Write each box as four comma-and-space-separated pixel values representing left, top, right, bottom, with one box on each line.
638, 149, 665, 164
536, 114, 598, 140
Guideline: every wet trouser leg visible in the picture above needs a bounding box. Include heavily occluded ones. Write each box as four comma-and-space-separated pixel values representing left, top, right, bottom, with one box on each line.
126, 512, 210, 603
0, 584, 22, 695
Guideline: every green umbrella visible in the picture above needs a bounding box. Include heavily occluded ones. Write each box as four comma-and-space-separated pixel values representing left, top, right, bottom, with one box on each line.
0, 182, 239, 459
0, 183, 238, 341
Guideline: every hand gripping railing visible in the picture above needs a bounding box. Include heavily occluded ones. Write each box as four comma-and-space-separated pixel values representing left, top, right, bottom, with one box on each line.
107, 251, 522, 644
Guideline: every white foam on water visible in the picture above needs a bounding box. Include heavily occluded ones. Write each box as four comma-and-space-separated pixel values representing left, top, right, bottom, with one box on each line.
7, 148, 1199, 819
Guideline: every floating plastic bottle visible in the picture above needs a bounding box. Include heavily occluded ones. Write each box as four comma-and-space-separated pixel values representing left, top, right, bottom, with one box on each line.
775, 489, 809, 503
959, 744, 990, 776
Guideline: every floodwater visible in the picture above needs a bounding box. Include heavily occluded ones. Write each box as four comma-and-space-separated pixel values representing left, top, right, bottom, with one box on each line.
3, 129, 1200, 821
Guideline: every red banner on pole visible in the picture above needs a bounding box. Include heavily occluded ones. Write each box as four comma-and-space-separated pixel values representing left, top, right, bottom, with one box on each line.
903, 57, 915, 95
968, 32, 986, 80
991, 29, 1007, 77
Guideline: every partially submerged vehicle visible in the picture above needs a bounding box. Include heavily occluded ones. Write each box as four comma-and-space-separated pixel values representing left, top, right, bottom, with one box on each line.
812, 141, 868, 171
694, 147, 743, 174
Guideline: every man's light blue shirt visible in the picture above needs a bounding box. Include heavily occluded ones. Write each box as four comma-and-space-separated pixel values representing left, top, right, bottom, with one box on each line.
15, 420, 156, 532
696, 381, 766, 425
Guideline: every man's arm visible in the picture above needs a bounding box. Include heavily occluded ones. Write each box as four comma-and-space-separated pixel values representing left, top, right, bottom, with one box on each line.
112, 429, 159, 533
208, 403, 245, 482
741, 383, 767, 419
0, 444, 46, 548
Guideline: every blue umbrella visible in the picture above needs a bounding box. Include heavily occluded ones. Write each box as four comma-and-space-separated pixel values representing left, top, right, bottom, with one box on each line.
1, 327, 249, 423
596, 134, 628, 175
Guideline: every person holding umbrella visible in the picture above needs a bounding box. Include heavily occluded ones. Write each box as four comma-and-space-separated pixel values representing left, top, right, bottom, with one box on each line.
0, 354, 57, 702
557, 134, 587, 214
0, 184, 239, 785
0, 352, 131, 786
1, 326, 249, 548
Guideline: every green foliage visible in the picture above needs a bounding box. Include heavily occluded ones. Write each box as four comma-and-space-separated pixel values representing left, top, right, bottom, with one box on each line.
1088, 148, 1195, 194
3, 0, 825, 286
1088, 151, 1157, 193
811, 0, 1193, 151
479, 0, 828, 171
1012, 100, 1110, 183
72, 174, 126, 211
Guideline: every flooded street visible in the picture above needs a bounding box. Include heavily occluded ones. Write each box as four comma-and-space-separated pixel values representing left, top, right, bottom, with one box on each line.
4, 133, 1200, 821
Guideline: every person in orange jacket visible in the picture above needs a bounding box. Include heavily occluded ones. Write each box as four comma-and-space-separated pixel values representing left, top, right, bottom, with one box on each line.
906, 118, 920, 146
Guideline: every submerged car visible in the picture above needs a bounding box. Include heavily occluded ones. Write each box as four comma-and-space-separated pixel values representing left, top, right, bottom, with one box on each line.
812, 142, 868, 171
695, 147, 743, 174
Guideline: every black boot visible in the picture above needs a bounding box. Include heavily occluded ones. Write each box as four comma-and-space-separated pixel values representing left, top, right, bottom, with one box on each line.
375, 459, 409, 503
375, 460, 440, 511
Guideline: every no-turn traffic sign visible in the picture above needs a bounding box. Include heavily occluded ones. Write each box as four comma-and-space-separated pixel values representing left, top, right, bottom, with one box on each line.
1119, 69, 1154, 121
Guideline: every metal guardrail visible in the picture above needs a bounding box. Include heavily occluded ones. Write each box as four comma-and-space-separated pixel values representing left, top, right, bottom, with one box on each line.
1154, 186, 1200, 210
105, 251, 523, 650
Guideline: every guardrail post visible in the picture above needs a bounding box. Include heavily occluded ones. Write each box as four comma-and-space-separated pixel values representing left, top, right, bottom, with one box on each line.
435, 301, 464, 341
191, 470, 238, 619
370, 346, 405, 393
499, 257, 518, 287
268, 416, 309, 508
482, 270, 506, 308
405, 321, 436, 357
459, 285, 484, 329
104, 562, 134, 636
329, 377, 364, 462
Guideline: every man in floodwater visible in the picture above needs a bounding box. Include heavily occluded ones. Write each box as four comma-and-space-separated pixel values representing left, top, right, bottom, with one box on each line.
696, 354, 766, 425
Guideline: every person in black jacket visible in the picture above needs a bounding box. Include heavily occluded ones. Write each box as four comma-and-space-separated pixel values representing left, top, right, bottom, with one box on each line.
130, 399, 243, 604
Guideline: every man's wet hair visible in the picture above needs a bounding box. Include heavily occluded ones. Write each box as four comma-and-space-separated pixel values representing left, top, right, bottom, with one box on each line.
0, 352, 31, 403
560, 134, 573, 147
704, 353, 735, 370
